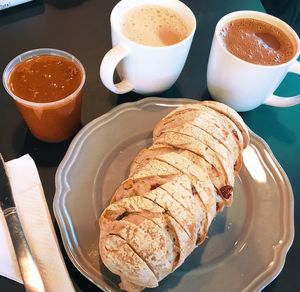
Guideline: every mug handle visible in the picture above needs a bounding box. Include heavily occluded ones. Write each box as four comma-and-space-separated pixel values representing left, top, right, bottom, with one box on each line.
100, 44, 134, 94
264, 60, 300, 107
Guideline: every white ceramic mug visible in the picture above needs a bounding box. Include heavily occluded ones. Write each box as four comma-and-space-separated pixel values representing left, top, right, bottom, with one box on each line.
100, 0, 196, 95
207, 11, 300, 112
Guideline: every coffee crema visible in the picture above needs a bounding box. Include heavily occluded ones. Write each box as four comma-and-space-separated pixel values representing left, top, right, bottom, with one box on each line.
219, 18, 296, 65
122, 5, 189, 47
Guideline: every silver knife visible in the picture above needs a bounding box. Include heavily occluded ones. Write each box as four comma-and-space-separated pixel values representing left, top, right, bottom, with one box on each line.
0, 154, 45, 292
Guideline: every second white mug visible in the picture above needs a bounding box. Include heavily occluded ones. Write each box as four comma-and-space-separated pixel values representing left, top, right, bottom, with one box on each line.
207, 10, 300, 112
100, 0, 196, 95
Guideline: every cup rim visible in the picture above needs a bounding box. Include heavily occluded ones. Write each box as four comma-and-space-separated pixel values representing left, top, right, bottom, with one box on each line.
110, 0, 197, 49
2, 48, 86, 108
214, 10, 300, 68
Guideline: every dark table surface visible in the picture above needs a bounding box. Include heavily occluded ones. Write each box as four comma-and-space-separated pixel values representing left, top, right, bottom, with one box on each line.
1, 0, 299, 291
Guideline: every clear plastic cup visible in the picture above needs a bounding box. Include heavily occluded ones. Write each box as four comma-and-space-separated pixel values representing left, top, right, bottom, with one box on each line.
2, 48, 86, 143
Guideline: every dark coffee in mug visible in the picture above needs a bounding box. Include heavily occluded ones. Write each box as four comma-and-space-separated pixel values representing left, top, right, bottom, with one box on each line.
219, 18, 296, 65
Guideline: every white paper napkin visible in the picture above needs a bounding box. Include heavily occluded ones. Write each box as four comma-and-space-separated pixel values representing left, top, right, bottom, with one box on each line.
0, 154, 75, 292
0, 0, 33, 11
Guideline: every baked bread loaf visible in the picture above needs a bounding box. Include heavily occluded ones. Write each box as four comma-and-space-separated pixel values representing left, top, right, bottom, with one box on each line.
99, 101, 249, 291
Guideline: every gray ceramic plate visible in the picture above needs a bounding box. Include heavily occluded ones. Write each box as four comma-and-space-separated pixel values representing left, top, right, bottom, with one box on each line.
54, 98, 294, 292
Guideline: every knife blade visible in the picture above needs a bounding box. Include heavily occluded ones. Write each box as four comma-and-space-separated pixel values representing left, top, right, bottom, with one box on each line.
0, 154, 45, 292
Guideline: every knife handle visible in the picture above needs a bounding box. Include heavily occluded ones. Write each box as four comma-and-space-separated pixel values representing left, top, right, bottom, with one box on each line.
5, 208, 45, 292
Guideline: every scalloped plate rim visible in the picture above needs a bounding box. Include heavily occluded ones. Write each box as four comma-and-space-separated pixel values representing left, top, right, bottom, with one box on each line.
53, 97, 294, 292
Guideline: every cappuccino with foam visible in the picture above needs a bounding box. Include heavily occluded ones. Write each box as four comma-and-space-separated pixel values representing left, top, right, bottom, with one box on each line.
122, 5, 190, 47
